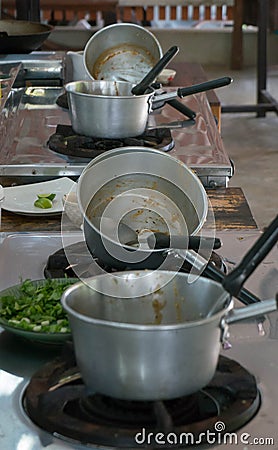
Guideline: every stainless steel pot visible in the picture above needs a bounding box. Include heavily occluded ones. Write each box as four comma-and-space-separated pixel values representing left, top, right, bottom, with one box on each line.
61, 217, 278, 401
61, 271, 277, 401
65, 80, 155, 138
77, 147, 208, 270
65, 76, 231, 138
83, 23, 163, 84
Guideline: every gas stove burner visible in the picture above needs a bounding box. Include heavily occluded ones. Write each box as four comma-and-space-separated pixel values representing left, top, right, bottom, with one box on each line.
47, 124, 175, 161
44, 241, 119, 279
44, 241, 226, 279
23, 355, 260, 448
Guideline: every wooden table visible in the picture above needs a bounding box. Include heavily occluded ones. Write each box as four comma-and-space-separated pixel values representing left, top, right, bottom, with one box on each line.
1, 188, 258, 233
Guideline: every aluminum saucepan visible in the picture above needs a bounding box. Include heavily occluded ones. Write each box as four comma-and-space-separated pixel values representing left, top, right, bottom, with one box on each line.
77, 147, 209, 270
65, 76, 232, 138
61, 215, 278, 400
83, 23, 163, 84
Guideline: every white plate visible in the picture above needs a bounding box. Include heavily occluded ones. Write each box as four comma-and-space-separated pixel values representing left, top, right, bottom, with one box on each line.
2, 177, 77, 216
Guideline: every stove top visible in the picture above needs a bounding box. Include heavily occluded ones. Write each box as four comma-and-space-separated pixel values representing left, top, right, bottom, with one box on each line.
47, 124, 175, 162
0, 53, 233, 187
23, 353, 259, 448
0, 230, 277, 449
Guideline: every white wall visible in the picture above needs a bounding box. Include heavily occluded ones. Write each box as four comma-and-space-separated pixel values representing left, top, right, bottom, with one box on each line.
150, 27, 278, 68
46, 26, 278, 68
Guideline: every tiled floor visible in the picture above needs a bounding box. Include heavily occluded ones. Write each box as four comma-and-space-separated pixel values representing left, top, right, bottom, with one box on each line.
203, 64, 278, 229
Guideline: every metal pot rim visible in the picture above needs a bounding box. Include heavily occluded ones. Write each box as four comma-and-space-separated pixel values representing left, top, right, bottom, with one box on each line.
61, 272, 231, 331
65, 80, 154, 100
78, 146, 209, 239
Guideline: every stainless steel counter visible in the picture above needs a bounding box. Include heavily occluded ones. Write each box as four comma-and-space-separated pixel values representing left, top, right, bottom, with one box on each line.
0, 229, 277, 449
0, 53, 232, 188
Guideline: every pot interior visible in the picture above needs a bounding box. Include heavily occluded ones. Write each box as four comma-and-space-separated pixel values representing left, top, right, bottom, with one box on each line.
66, 80, 140, 98
86, 173, 202, 241
84, 23, 163, 83
62, 271, 229, 327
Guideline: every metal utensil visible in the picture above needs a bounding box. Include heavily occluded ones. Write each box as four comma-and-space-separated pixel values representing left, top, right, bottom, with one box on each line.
131, 45, 179, 95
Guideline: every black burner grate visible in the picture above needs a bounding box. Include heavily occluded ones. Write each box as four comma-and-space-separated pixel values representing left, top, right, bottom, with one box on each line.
47, 124, 175, 161
23, 355, 260, 448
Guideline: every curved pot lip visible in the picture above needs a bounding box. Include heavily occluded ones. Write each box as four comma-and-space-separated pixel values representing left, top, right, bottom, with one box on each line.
64, 80, 154, 100
77, 146, 209, 243
61, 271, 231, 331
83, 22, 163, 81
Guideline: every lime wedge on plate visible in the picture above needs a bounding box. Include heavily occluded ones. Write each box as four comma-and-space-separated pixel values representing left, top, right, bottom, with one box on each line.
34, 198, 53, 209
37, 193, 56, 201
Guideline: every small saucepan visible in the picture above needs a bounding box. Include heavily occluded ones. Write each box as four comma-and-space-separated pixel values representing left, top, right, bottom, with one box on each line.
61, 214, 278, 401
65, 76, 232, 138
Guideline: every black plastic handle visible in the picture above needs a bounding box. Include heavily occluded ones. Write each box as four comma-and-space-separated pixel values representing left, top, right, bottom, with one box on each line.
177, 76, 233, 98
166, 98, 196, 120
131, 46, 179, 96
202, 262, 263, 306
149, 233, 222, 250
222, 214, 278, 297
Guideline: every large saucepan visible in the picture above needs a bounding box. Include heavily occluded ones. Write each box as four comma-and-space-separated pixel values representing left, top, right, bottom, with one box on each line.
61, 214, 278, 401
65, 76, 232, 138
0, 20, 53, 53
77, 147, 209, 270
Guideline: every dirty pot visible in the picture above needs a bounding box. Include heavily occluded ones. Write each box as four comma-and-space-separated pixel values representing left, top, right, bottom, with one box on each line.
77, 147, 209, 270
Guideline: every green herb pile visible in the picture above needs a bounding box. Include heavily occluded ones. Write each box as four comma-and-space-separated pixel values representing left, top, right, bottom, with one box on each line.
0, 279, 75, 333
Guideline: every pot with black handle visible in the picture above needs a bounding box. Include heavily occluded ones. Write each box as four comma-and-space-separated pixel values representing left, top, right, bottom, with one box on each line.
65, 76, 232, 138
61, 214, 278, 401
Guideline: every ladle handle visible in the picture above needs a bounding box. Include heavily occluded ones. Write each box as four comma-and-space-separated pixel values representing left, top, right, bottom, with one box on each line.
183, 249, 264, 307
177, 77, 233, 98
203, 263, 262, 306
131, 46, 179, 96
222, 214, 278, 297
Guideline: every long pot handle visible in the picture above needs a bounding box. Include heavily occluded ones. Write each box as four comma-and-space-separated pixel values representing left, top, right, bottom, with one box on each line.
149, 233, 222, 250
131, 46, 179, 96
222, 214, 278, 297
166, 98, 196, 120
152, 76, 233, 104
166, 249, 264, 307
201, 258, 263, 306
147, 119, 195, 130
225, 297, 278, 325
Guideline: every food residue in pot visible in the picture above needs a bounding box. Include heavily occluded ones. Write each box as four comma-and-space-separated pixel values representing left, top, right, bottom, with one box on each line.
175, 301, 182, 322
152, 298, 166, 325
